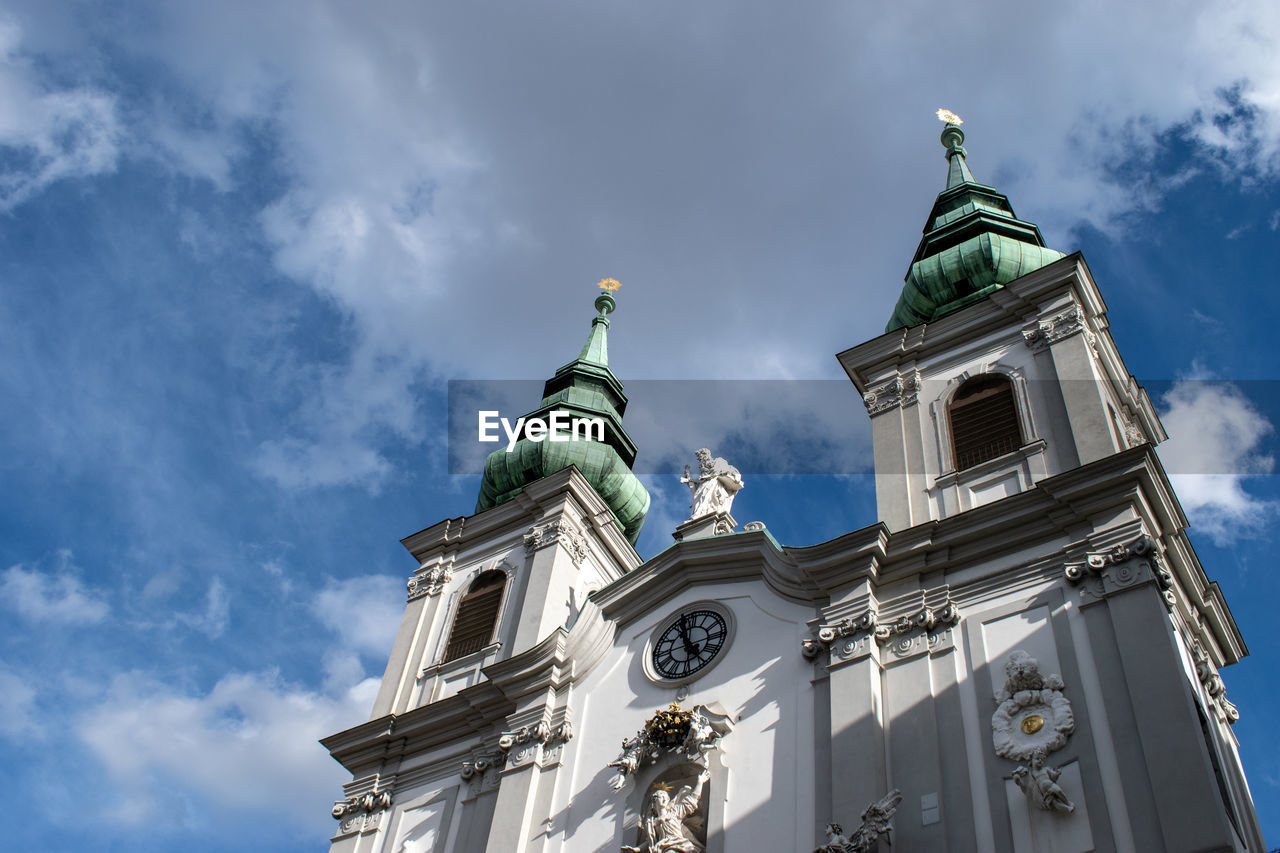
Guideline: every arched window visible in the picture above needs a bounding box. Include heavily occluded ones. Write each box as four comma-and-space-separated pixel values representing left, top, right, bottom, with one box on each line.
443, 571, 506, 661
950, 374, 1022, 470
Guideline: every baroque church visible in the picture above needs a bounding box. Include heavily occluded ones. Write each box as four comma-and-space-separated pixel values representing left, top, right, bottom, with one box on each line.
321, 119, 1265, 853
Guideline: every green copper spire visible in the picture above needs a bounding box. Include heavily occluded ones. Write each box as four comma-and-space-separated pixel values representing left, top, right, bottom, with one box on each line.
576, 291, 614, 365
886, 116, 1064, 331
475, 285, 650, 543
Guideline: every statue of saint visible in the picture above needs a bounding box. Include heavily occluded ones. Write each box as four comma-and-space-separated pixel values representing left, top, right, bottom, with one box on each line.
624, 770, 709, 853
681, 449, 744, 521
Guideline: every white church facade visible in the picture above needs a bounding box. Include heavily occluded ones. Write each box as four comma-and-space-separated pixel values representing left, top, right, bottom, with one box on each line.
321, 121, 1264, 853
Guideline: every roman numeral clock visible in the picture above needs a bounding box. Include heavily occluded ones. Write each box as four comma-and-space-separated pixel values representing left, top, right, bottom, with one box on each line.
649, 606, 731, 682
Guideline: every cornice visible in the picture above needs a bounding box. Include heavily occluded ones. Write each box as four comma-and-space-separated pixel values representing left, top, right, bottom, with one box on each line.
400, 466, 642, 574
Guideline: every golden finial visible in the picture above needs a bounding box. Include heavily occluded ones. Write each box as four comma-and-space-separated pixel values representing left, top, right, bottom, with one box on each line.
598, 277, 621, 291
936, 108, 963, 126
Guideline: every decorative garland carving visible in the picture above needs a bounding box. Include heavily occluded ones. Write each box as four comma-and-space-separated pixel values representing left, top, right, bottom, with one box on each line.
524, 518, 590, 567
607, 703, 730, 790
1064, 534, 1175, 610
814, 789, 902, 853
862, 371, 920, 415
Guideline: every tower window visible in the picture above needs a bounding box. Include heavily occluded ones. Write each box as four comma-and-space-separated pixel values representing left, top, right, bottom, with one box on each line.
950, 374, 1022, 470
443, 571, 506, 661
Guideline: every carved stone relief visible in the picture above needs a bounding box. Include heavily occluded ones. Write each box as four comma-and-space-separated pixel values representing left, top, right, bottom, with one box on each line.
1064, 534, 1175, 610
607, 704, 731, 791
863, 371, 921, 415
814, 789, 903, 853
524, 518, 590, 566
992, 650, 1075, 761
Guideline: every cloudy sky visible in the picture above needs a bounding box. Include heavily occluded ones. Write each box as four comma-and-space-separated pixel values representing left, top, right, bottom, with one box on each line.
1, 1, 1279, 850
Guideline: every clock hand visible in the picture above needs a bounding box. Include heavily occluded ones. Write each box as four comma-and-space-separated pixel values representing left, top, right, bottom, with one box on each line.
677, 614, 699, 658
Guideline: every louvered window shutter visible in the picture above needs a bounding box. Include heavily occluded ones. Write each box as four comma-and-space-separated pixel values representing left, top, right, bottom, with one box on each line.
950, 376, 1022, 470
444, 572, 506, 661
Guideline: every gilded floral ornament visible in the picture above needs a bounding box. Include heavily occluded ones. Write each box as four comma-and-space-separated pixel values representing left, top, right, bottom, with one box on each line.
598, 277, 622, 291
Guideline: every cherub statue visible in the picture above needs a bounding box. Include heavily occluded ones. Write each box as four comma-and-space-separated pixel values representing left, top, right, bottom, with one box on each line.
622, 771, 710, 853
1013, 749, 1075, 814
609, 733, 659, 790
681, 448, 744, 521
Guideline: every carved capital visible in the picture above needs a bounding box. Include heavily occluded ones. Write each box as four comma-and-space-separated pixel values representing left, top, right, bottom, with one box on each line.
1192, 641, 1240, 724
408, 559, 453, 599
1023, 302, 1087, 352
498, 716, 575, 769
1065, 534, 1174, 610
331, 787, 393, 835
863, 371, 920, 415
524, 518, 590, 567
460, 749, 505, 795
806, 588, 961, 663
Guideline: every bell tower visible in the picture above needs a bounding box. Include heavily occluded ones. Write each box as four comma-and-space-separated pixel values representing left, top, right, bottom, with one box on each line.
839, 117, 1164, 531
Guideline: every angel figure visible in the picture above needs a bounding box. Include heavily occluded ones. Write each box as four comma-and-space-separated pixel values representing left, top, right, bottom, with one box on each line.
1013, 749, 1075, 815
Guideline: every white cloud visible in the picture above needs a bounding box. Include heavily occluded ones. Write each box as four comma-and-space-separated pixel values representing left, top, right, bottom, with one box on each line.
176, 577, 231, 639
0, 665, 39, 740
6, 0, 1280, 493
1158, 377, 1277, 545
311, 575, 404, 658
78, 669, 378, 829
0, 18, 122, 209
0, 550, 109, 625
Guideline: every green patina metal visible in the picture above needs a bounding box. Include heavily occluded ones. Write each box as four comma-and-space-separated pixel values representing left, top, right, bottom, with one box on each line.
886, 123, 1064, 331
475, 290, 650, 543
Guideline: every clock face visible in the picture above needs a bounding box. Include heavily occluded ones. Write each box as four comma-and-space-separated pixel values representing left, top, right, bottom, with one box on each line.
652, 609, 728, 680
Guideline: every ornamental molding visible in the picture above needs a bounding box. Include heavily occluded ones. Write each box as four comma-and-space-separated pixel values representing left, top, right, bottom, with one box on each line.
1192, 641, 1240, 724
814, 789, 902, 853
408, 557, 454, 599
804, 586, 960, 662
863, 370, 921, 415
499, 713, 575, 769
524, 517, 590, 567
331, 788, 393, 836
607, 703, 732, 791
1064, 534, 1175, 611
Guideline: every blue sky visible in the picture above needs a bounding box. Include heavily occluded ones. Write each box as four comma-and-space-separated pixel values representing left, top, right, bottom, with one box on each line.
1, 2, 1279, 850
